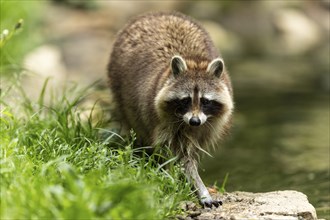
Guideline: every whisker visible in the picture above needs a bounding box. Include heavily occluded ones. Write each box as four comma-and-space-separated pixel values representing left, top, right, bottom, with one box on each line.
169, 118, 184, 124
205, 120, 217, 134
175, 120, 185, 134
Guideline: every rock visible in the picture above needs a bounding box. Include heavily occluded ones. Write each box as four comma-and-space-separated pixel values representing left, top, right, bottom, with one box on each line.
253, 191, 317, 220
23, 44, 67, 81
179, 190, 318, 220
271, 8, 322, 55
22, 44, 67, 102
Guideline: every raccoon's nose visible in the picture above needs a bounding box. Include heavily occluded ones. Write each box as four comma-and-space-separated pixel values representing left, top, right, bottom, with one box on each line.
189, 117, 201, 126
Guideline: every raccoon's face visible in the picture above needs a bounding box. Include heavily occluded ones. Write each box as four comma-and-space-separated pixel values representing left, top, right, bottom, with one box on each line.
155, 55, 233, 127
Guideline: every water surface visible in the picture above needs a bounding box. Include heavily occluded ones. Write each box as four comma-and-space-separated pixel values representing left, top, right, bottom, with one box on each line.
201, 57, 330, 218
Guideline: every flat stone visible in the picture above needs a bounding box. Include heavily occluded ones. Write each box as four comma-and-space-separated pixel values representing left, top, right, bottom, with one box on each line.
180, 190, 318, 220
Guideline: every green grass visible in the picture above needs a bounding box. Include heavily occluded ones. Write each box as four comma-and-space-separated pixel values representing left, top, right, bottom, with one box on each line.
0, 79, 195, 219
0, 3, 195, 218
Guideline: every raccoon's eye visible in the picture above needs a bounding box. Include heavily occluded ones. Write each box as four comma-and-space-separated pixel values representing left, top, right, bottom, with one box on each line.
166, 97, 191, 115
165, 97, 191, 116
201, 98, 224, 116
200, 97, 211, 106
178, 97, 191, 106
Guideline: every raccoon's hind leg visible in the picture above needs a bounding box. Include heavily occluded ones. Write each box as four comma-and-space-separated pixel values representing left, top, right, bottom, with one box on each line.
184, 159, 222, 208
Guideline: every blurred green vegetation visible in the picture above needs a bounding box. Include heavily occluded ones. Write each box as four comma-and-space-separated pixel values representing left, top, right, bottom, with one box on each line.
0, 1, 45, 75
52, 0, 98, 9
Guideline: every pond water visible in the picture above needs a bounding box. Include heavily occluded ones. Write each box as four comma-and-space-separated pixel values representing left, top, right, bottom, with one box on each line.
201, 57, 329, 218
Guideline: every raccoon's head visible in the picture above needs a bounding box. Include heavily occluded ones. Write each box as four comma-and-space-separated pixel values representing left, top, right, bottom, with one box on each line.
155, 55, 234, 127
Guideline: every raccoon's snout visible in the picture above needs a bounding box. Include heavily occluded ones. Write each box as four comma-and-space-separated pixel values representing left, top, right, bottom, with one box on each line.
183, 112, 207, 126
189, 117, 201, 126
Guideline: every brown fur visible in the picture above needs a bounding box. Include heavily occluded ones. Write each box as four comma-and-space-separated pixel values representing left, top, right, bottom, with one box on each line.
107, 11, 233, 207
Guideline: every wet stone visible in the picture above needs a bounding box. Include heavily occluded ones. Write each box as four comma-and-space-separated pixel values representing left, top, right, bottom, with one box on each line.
178, 190, 318, 220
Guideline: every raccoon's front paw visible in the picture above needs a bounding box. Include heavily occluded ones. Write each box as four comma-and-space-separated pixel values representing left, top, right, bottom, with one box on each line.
200, 197, 223, 208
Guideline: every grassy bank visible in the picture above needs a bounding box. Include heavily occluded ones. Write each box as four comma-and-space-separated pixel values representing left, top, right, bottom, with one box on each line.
1, 3, 194, 217
0, 80, 194, 219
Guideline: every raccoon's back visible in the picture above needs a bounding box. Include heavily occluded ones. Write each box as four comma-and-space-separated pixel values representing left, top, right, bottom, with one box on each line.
109, 12, 218, 77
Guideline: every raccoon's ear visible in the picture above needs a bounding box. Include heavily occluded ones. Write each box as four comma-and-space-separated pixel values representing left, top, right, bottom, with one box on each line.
207, 58, 224, 77
171, 55, 187, 76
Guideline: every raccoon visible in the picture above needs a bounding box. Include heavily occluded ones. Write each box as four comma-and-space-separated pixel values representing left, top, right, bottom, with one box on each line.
107, 11, 234, 207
